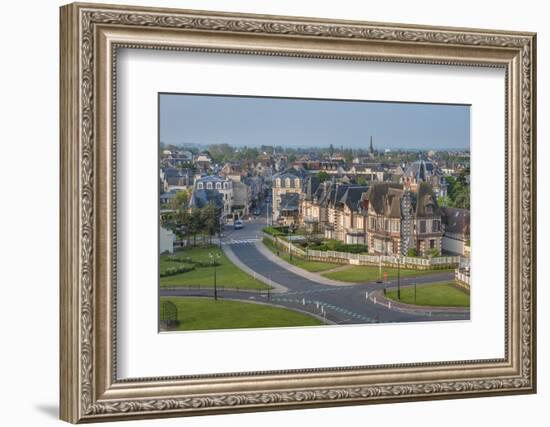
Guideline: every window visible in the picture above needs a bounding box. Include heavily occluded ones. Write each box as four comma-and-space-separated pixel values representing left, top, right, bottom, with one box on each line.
197, 182, 203, 189
429, 239, 435, 249
206, 182, 213, 189
426, 205, 433, 214
419, 220, 426, 233
295, 178, 300, 188
216, 182, 221, 189
432, 220, 440, 232
276, 178, 281, 187
285, 178, 291, 187
224, 182, 229, 189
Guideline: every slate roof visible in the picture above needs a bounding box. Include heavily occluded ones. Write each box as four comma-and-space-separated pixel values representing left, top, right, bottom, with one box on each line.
304, 175, 321, 201
189, 189, 224, 209
415, 182, 441, 217
279, 193, 300, 211
273, 168, 308, 188
441, 207, 470, 236
195, 175, 229, 184
364, 183, 404, 218
338, 186, 369, 211
404, 159, 441, 180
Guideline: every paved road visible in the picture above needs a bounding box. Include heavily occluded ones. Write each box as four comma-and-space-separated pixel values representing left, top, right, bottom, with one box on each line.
162, 204, 470, 325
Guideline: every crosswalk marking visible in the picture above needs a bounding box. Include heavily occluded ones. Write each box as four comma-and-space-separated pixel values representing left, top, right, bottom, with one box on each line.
223, 238, 260, 245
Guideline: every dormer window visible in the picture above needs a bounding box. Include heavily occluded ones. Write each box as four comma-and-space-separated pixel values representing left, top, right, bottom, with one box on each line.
285, 178, 291, 187
197, 182, 203, 189
206, 182, 213, 190
216, 182, 221, 190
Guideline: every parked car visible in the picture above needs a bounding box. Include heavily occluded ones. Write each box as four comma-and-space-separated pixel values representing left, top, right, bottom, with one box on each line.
233, 219, 244, 230
253, 208, 261, 216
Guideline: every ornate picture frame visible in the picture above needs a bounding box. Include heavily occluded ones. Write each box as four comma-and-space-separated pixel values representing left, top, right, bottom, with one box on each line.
60, 2, 536, 423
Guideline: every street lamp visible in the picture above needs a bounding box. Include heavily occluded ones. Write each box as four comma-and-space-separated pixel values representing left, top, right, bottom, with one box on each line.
288, 223, 293, 262
397, 254, 401, 300
209, 252, 221, 301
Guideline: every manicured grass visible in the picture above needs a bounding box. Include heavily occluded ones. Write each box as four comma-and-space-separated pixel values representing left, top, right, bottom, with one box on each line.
160, 245, 269, 290
160, 297, 325, 331
322, 265, 453, 283
262, 238, 340, 272
386, 282, 470, 307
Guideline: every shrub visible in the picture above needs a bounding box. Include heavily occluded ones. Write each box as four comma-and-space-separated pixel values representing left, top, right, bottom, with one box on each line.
308, 240, 367, 254
427, 248, 440, 258
407, 248, 418, 257
263, 226, 285, 236
160, 265, 196, 277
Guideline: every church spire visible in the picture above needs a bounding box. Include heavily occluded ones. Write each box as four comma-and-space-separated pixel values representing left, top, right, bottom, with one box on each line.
369, 136, 374, 154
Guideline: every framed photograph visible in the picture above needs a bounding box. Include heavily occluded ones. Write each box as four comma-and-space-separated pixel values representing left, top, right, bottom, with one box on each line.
60, 2, 537, 423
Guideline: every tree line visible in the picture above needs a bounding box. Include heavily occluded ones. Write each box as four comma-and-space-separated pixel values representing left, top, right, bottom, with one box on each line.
439, 168, 470, 210
162, 190, 222, 246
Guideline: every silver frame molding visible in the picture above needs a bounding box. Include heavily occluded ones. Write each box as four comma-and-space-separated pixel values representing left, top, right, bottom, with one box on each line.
60, 2, 537, 423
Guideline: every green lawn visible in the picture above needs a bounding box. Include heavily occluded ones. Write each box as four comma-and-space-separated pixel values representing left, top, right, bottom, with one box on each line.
160, 297, 325, 331
322, 265, 452, 283
262, 238, 340, 272
386, 282, 470, 307
160, 245, 269, 290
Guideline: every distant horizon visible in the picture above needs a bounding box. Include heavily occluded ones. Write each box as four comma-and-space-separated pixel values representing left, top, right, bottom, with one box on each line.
160, 93, 470, 151
161, 141, 470, 153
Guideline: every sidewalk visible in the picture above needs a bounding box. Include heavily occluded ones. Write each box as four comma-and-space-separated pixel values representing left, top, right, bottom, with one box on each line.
254, 241, 357, 287
368, 287, 470, 316
222, 244, 288, 293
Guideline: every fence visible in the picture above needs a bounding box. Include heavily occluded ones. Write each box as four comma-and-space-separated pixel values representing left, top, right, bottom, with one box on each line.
455, 270, 471, 289
160, 300, 179, 329
266, 233, 462, 270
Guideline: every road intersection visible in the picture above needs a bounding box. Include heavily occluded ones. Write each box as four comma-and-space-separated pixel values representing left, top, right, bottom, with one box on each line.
160, 211, 470, 325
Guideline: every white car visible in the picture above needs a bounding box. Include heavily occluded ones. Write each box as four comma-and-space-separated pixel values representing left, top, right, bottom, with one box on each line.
233, 220, 244, 230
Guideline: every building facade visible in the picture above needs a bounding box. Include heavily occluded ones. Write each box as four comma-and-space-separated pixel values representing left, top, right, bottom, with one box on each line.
402, 159, 448, 198
272, 169, 306, 223
194, 175, 233, 220
364, 182, 443, 256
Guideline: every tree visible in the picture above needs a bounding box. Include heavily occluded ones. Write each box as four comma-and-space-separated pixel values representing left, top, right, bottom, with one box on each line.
453, 188, 470, 210
317, 171, 330, 183
177, 208, 191, 247
208, 143, 235, 164
356, 175, 367, 186
170, 189, 190, 212
202, 202, 220, 244
188, 207, 204, 247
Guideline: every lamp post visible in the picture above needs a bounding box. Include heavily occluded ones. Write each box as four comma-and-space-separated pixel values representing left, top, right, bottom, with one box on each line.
288, 223, 293, 262
397, 255, 401, 300
209, 252, 221, 301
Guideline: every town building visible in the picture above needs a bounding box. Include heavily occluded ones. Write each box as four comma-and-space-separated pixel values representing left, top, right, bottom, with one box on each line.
363, 182, 443, 256
272, 168, 306, 223
194, 175, 233, 220
402, 159, 448, 198
441, 207, 470, 255
278, 193, 301, 226
194, 153, 213, 173
324, 185, 369, 244
159, 226, 175, 254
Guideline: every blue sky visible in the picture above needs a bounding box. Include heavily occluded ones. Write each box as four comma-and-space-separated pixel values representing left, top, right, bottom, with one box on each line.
160, 93, 470, 150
